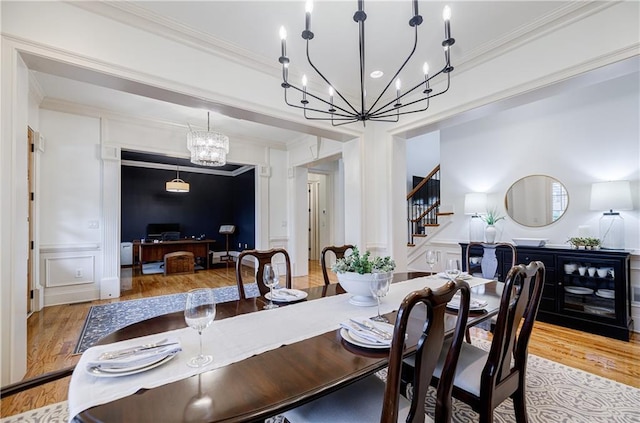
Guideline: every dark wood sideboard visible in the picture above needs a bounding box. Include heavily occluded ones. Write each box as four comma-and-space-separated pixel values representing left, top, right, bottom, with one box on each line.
460, 243, 633, 341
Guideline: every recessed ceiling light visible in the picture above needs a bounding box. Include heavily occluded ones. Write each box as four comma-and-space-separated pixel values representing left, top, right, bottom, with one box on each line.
370, 70, 384, 79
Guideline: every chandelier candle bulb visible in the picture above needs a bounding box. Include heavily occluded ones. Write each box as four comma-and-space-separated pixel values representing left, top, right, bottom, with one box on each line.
443, 5, 452, 40
279, 26, 287, 58
302, 75, 308, 104
305, 0, 313, 32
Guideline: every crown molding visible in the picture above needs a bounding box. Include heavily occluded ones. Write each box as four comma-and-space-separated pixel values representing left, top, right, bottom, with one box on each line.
39, 97, 290, 150
69, 1, 278, 79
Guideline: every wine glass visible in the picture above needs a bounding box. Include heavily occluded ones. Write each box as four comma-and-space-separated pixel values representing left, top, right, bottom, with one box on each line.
426, 250, 438, 274
445, 259, 461, 282
184, 288, 216, 368
263, 264, 279, 310
370, 272, 391, 322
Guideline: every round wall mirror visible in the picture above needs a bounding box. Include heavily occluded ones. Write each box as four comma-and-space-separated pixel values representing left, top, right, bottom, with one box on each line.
505, 175, 569, 227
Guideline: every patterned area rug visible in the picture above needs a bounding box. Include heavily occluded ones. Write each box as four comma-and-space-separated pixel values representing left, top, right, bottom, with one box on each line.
5, 337, 639, 423
73, 284, 259, 354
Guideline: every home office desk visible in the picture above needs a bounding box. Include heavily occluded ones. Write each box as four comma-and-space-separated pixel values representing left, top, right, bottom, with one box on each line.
133, 239, 215, 269
74, 274, 501, 422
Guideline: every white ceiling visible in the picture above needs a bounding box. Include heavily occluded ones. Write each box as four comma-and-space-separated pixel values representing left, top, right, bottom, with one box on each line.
31, 1, 579, 145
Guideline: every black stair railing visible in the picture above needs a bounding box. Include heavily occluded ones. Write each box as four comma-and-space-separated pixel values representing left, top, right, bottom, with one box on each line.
407, 165, 440, 245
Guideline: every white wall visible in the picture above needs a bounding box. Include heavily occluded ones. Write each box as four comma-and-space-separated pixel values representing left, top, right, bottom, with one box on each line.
434, 71, 639, 249
406, 131, 440, 191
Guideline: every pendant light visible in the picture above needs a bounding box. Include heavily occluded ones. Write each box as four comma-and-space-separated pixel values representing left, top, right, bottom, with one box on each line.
166, 165, 189, 193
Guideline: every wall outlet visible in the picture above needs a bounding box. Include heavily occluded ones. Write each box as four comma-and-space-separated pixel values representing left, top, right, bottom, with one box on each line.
244, 243, 248, 249
88, 220, 99, 229
238, 242, 242, 249
75, 269, 83, 278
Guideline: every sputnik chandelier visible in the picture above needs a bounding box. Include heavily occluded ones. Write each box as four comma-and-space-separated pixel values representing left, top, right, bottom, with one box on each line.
278, 0, 455, 126
187, 112, 229, 166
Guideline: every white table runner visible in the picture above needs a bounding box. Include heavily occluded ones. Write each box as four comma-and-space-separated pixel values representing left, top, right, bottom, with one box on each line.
68, 275, 492, 421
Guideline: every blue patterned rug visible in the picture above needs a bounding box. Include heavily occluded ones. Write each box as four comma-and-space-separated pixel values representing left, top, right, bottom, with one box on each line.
73, 284, 259, 354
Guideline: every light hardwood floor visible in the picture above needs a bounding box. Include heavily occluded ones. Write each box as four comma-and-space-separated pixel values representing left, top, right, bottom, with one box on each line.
2, 262, 639, 417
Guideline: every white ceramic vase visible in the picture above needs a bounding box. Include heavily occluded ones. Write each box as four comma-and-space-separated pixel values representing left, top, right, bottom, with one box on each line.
337, 271, 391, 307
485, 225, 497, 243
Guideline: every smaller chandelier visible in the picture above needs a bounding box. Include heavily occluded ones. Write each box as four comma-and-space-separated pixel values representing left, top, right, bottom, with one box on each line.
187, 112, 229, 166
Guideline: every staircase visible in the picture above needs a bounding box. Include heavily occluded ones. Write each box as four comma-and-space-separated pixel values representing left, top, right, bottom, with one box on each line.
407, 165, 452, 246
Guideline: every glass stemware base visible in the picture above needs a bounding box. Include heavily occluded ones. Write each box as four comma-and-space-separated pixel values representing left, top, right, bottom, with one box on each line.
187, 354, 213, 368
370, 313, 389, 323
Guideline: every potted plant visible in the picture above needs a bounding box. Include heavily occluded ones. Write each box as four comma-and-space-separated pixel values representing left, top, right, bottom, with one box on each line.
482, 208, 505, 243
567, 237, 587, 249
585, 237, 601, 250
332, 246, 396, 306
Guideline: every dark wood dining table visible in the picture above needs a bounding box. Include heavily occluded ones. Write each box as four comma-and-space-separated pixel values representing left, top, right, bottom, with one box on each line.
76, 273, 502, 422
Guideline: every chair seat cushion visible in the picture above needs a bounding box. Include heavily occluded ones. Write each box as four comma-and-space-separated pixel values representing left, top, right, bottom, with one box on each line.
435, 340, 488, 397
283, 374, 432, 423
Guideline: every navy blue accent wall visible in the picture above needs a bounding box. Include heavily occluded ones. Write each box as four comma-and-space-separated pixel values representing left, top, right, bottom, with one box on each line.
121, 166, 255, 251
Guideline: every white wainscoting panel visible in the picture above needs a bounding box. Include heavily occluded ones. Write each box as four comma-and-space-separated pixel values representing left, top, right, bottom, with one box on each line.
44, 255, 95, 287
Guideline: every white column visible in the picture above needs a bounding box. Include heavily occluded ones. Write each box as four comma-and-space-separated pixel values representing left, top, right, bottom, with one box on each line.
100, 143, 121, 299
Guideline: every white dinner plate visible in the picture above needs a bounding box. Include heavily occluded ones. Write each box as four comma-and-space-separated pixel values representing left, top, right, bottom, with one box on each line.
583, 305, 615, 316
339, 328, 390, 350
564, 286, 594, 295
595, 289, 615, 299
265, 289, 308, 302
87, 353, 176, 378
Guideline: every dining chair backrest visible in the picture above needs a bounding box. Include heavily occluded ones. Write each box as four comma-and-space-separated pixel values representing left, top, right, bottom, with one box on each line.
486, 261, 544, 392
320, 245, 354, 285
383, 279, 471, 423
442, 261, 545, 422
466, 242, 516, 281
235, 248, 292, 299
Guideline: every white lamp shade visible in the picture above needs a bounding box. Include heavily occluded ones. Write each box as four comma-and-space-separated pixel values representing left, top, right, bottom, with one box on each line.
464, 193, 488, 215
590, 181, 633, 211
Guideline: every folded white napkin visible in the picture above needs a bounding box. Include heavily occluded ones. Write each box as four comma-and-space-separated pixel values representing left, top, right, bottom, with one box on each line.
447, 294, 487, 310
86, 342, 182, 371
271, 288, 305, 300
437, 272, 472, 280
340, 322, 391, 345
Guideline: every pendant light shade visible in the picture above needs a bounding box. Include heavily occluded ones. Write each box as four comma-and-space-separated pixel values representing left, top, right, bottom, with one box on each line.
166, 166, 189, 193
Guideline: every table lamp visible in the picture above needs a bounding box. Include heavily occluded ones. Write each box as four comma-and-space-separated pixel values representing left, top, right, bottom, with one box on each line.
464, 193, 487, 242
590, 181, 633, 249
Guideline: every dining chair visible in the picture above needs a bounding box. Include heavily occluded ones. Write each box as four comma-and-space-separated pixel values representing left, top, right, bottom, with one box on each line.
464, 241, 517, 343
235, 248, 292, 299
283, 279, 471, 423
466, 242, 516, 280
427, 261, 545, 423
320, 244, 354, 285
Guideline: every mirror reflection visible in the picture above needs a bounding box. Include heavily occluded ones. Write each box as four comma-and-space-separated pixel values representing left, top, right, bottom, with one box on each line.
505, 175, 569, 227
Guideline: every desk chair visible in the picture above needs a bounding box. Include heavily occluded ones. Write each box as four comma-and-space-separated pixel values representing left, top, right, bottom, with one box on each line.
284, 279, 471, 423
320, 244, 354, 285
430, 261, 545, 423
235, 248, 292, 300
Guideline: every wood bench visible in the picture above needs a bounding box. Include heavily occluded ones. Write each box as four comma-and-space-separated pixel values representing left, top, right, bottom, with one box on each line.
163, 251, 195, 276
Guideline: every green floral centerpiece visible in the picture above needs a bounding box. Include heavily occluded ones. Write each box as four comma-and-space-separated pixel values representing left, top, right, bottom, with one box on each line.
331, 246, 396, 274
331, 247, 396, 306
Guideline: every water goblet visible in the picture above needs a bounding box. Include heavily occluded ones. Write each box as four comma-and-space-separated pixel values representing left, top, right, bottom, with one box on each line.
370, 272, 391, 322
445, 259, 461, 282
263, 264, 279, 309
426, 250, 438, 274
184, 288, 216, 368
